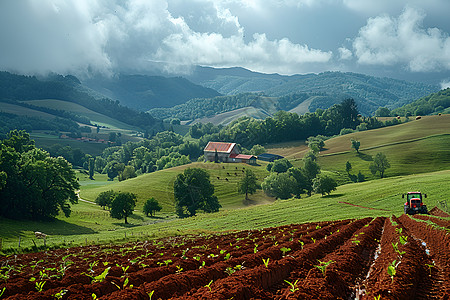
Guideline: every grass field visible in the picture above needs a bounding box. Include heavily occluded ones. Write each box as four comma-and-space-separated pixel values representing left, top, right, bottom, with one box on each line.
79, 162, 272, 212
1, 169, 448, 252
1, 115, 449, 254
23, 99, 138, 130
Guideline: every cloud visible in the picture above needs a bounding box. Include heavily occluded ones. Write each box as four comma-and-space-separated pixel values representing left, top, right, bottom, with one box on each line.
352, 6, 450, 72
338, 47, 352, 60
441, 80, 450, 90
0, 0, 332, 76
0, 0, 111, 76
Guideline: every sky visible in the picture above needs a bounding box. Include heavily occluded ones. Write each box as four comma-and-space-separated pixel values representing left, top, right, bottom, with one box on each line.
1, 0, 450, 86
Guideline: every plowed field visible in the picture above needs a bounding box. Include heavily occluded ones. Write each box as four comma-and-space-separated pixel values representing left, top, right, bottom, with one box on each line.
1, 214, 449, 299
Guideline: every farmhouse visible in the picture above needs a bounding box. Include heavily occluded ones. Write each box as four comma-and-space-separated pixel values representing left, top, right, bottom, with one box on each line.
204, 142, 257, 165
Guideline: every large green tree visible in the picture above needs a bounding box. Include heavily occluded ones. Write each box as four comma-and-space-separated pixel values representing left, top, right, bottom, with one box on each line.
95, 190, 117, 210
261, 172, 296, 200
143, 197, 162, 217
0, 130, 79, 220
313, 175, 338, 196
369, 152, 391, 178
109, 192, 137, 224
237, 169, 259, 201
173, 168, 221, 218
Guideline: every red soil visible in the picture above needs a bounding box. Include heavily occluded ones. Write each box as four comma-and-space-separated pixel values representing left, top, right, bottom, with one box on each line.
1, 216, 449, 299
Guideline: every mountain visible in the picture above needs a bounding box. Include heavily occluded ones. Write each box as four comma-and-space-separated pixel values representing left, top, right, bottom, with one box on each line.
83, 74, 221, 111
0, 72, 162, 132
185, 67, 440, 116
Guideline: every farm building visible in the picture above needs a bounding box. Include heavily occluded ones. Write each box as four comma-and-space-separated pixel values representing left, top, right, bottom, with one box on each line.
204, 142, 257, 165
257, 153, 284, 162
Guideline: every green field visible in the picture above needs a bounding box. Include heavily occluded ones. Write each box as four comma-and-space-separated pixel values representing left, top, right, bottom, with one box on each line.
1, 169, 448, 252
23, 99, 138, 130
79, 162, 272, 212
1, 114, 449, 254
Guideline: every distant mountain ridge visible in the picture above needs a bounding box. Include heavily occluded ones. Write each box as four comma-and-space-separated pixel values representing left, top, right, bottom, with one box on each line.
83, 74, 221, 111
185, 67, 439, 115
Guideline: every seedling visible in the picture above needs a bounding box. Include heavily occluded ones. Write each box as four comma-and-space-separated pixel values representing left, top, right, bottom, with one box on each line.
224, 253, 231, 260
87, 267, 111, 283
225, 267, 235, 276
148, 290, 154, 299
199, 261, 206, 269
311, 237, 316, 243
92, 293, 97, 300
284, 279, 299, 292
262, 258, 270, 268
374, 295, 381, 300
399, 235, 408, 245
176, 265, 183, 273
425, 262, 435, 276
314, 260, 335, 277
299, 240, 305, 249
280, 247, 291, 256
0, 287, 6, 298
88, 261, 98, 272
112, 277, 133, 290
163, 260, 172, 267
387, 260, 397, 283
253, 244, 258, 253
52, 289, 68, 299
352, 240, 360, 245
205, 280, 213, 292
35, 281, 46, 292
392, 242, 405, 256
0, 270, 10, 282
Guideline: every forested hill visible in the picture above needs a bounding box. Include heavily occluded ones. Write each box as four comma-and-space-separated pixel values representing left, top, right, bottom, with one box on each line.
186, 67, 439, 114
83, 74, 221, 111
392, 88, 450, 116
0, 72, 162, 132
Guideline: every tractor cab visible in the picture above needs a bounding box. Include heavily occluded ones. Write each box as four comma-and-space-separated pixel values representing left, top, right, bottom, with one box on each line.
403, 192, 428, 215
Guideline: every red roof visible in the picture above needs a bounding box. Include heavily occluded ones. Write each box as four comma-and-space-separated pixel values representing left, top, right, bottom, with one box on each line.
204, 142, 236, 153
229, 154, 255, 160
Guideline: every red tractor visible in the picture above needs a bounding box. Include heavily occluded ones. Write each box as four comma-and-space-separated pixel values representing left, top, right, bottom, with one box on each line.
403, 191, 428, 215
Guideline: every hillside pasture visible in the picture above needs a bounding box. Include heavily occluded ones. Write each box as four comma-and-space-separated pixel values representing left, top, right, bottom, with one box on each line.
0, 169, 448, 254
0, 102, 56, 119
23, 99, 138, 130
79, 162, 271, 213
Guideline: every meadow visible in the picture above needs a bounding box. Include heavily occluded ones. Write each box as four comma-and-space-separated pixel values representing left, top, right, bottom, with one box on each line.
1, 115, 449, 254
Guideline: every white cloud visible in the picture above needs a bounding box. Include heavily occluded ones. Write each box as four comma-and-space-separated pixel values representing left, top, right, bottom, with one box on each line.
0, 0, 332, 76
441, 80, 450, 90
352, 6, 450, 72
338, 47, 352, 60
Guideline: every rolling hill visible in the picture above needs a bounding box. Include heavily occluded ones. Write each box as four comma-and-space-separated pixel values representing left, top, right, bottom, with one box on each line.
185, 67, 439, 116
267, 114, 450, 184
79, 115, 450, 215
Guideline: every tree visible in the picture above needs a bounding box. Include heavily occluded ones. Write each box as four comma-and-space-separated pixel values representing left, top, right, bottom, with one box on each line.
261, 172, 296, 200
0, 132, 79, 220
313, 175, 338, 196
369, 152, 391, 178
119, 165, 137, 181
375, 107, 391, 117
173, 168, 221, 218
250, 144, 266, 156
88, 157, 95, 180
95, 190, 116, 210
268, 158, 293, 173
237, 169, 259, 201
143, 197, 162, 217
351, 139, 360, 153
303, 156, 321, 180
109, 192, 136, 224
288, 167, 310, 198
345, 161, 352, 174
